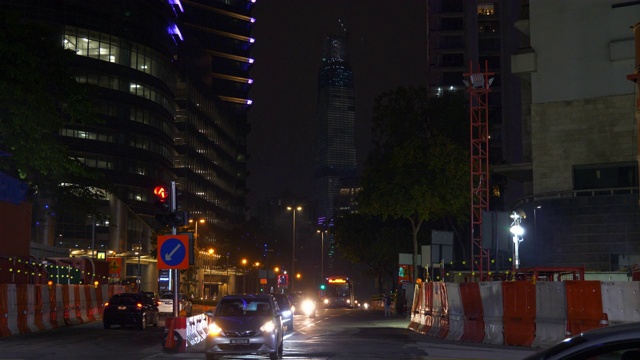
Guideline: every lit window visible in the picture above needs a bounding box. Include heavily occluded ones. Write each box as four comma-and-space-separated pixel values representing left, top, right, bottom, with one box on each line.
478, 3, 495, 15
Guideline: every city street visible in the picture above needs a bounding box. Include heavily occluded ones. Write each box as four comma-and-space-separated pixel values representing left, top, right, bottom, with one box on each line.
0, 307, 538, 360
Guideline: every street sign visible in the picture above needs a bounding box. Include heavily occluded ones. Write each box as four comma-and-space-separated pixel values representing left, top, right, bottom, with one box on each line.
277, 274, 288, 288
157, 235, 189, 269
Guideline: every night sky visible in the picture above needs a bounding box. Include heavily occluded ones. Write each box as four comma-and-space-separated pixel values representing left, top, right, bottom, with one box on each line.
246, 0, 429, 216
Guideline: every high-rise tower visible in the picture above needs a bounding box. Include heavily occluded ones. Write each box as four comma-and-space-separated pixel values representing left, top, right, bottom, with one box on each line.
314, 35, 357, 226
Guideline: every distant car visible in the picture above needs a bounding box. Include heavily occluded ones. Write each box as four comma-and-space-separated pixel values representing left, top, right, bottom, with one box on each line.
158, 292, 192, 316
205, 294, 284, 360
274, 293, 294, 332
103, 292, 159, 330
288, 293, 316, 318
521, 322, 640, 360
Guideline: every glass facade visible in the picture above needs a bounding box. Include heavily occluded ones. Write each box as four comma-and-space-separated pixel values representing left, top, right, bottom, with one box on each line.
5, 0, 252, 258
314, 35, 357, 224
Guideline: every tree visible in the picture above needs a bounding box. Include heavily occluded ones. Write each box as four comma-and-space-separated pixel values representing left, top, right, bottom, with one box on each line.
0, 12, 109, 214
332, 213, 413, 292
357, 87, 469, 279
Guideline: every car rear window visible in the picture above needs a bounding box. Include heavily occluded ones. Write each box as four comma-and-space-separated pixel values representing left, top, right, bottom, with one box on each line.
109, 295, 138, 305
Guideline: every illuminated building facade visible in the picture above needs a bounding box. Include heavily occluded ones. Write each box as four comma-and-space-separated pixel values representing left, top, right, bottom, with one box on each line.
5, 1, 253, 263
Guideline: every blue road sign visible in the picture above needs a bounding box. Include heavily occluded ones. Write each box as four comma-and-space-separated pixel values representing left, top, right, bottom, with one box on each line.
157, 235, 189, 269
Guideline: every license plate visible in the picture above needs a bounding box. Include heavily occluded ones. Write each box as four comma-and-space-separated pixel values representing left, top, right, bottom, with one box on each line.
230, 339, 249, 344
118, 306, 127, 310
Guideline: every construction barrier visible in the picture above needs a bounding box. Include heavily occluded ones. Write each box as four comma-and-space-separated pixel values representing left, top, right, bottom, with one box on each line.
479, 282, 503, 345
406, 279, 640, 348
444, 283, 464, 341
459, 282, 484, 343
502, 281, 535, 346
0, 284, 126, 337
185, 313, 208, 347
532, 281, 566, 347
565, 280, 605, 336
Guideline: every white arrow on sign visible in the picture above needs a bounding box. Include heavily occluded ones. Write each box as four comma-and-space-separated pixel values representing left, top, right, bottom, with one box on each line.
164, 243, 182, 262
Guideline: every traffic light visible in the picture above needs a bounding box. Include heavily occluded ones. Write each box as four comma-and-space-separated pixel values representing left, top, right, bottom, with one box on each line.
320, 284, 326, 290
153, 185, 172, 226
168, 210, 188, 227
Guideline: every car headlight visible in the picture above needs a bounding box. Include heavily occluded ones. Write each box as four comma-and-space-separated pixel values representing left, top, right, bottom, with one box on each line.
260, 320, 276, 333
207, 322, 222, 336
301, 299, 315, 314
323, 298, 329, 305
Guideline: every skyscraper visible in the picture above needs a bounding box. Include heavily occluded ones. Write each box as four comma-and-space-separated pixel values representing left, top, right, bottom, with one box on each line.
314, 35, 357, 226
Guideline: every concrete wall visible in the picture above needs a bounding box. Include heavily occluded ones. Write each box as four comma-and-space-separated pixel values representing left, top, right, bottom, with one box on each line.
532, 94, 635, 194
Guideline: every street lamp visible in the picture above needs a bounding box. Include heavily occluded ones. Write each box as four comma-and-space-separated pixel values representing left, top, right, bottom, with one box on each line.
241, 258, 247, 293
287, 205, 302, 292
189, 218, 205, 297
133, 242, 142, 290
317, 230, 326, 284
510, 210, 526, 271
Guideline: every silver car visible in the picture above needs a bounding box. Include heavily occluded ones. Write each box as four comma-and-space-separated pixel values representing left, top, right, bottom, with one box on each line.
205, 294, 284, 360
522, 322, 640, 360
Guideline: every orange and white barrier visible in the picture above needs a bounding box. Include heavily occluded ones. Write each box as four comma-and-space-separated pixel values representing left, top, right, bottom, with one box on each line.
0, 284, 125, 337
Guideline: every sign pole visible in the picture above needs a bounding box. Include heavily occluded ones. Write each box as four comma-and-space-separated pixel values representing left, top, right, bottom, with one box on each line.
171, 181, 180, 318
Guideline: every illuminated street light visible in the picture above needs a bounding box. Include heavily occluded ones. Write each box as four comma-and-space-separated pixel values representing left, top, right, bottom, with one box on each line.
241, 258, 247, 293
510, 210, 526, 270
287, 205, 302, 292
317, 230, 327, 284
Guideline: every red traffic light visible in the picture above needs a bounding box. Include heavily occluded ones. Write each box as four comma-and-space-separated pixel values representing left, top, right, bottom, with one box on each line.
153, 186, 168, 201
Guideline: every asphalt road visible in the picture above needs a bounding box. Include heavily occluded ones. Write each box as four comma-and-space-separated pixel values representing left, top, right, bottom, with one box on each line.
0, 307, 538, 360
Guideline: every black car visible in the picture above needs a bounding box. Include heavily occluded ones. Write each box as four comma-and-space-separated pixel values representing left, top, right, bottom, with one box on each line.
274, 293, 294, 332
103, 292, 159, 330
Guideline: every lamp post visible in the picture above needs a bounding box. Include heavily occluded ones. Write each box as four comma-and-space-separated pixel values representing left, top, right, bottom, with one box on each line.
133, 242, 142, 290
287, 206, 302, 292
510, 210, 525, 271
317, 230, 326, 284
189, 218, 205, 297
241, 258, 247, 293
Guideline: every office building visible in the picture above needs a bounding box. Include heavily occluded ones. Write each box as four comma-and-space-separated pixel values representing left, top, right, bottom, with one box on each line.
314, 35, 357, 226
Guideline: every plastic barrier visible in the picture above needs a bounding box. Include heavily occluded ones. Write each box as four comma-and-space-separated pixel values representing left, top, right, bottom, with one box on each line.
408, 283, 422, 331
52, 285, 66, 327
37, 285, 52, 331
186, 314, 208, 347
417, 282, 433, 335
426, 282, 442, 337
502, 281, 535, 346
459, 282, 484, 343
72, 285, 84, 324
444, 283, 464, 341
6, 284, 19, 335
0, 284, 12, 336
16, 284, 31, 334
565, 280, 605, 336
532, 281, 567, 347
600, 281, 640, 326
479, 282, 503, 345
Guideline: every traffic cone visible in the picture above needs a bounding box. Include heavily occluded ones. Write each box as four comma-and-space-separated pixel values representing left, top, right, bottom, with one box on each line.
164, 318, 175, 351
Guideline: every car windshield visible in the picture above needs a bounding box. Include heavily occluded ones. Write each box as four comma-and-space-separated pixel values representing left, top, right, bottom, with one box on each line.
160, 294, 174, 300
109, 295, 138, 305
217, 299, 272, 316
